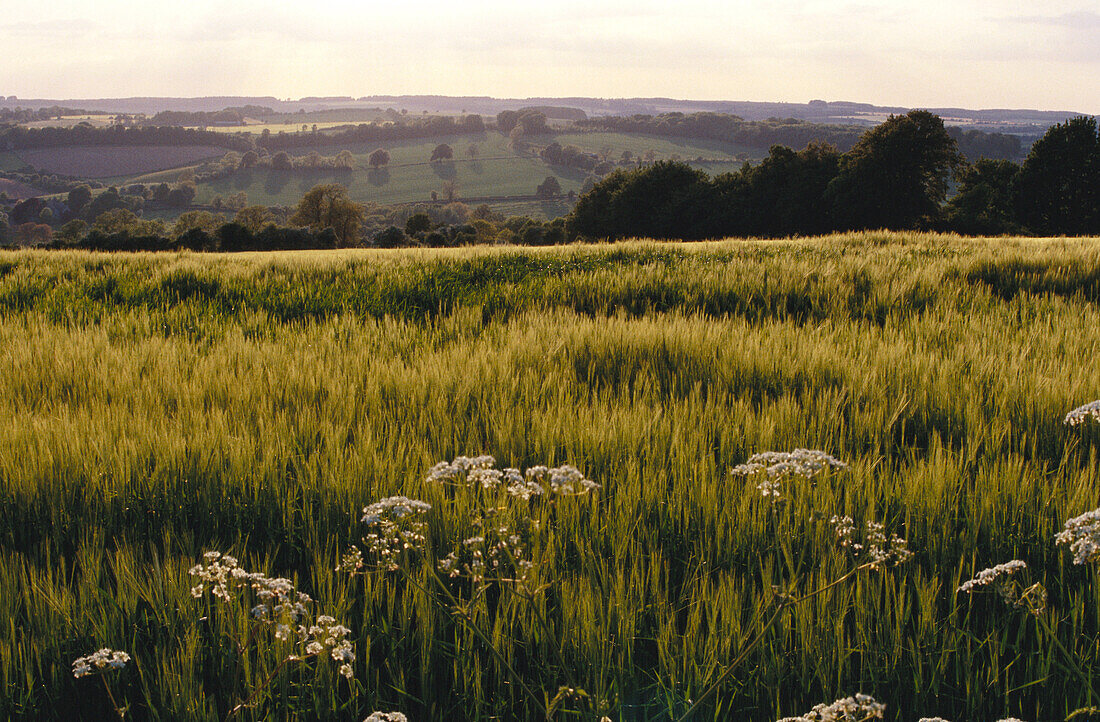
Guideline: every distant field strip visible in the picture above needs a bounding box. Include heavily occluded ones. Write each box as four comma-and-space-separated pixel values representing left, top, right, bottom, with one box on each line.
17, 145, 227, 178
3, 235, 1100, 721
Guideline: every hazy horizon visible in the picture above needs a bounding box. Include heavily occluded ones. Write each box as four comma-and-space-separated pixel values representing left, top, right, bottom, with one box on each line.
3, 0, 1099, 114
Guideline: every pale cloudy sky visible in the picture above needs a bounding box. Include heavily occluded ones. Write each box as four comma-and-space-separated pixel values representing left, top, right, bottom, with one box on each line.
3, 0, 1098, 111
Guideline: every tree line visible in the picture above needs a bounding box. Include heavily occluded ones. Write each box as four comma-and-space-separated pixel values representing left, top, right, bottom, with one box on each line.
566, 112, 1099, 240
576, 111, 1022, 161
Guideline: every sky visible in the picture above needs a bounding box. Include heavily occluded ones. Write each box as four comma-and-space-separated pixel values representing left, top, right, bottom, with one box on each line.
3, 0, 1098, 112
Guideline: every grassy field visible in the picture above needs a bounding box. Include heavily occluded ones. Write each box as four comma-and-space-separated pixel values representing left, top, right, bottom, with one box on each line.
16, 145, 228, 179
2, 235, 1100, 721
20, 114, 116, 129
127, 132, 759, 216
0, 151, 29, 172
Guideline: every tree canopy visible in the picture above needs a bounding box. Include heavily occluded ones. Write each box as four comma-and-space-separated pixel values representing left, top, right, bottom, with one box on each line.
289, 184, 364, 245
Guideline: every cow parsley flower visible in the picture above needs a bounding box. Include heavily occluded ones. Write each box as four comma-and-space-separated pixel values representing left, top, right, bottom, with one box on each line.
363, 713, 408, 722
732, 449, 847, 480
1064, 400, 1100, 427
438, 518, 537, 587
355, 497, 432, 570
72, 648, 130, 679
426, 455, 497, 484
776, 692, 885, 721
190, 552, 355, 676
957, 560, 1027, 593
831, 516, 912, 567
1056, 507, 1100, 565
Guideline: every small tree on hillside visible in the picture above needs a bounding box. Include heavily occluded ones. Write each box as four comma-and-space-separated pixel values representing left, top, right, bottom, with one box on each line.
430, 144, 454, 162
536, 176, 562, 198
368, 148, 391, 168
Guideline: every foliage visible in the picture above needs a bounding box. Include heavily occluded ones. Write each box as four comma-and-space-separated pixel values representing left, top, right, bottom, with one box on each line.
289, 183, 364, 245
1015, 115, 1100, 236
826, 110, 962, 230
943, 159, 1021, 235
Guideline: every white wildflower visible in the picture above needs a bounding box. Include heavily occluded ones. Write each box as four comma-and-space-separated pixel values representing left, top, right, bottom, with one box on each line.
732, 449, 847, 480
757, 478, 783, 499
353, 497, 431, 570
364, 713, 408, 722
1056, 507, 1100, 565
958, 560, 1027, 593
426, 455, 497, 484
778, 692, 885, 721
525, 464, 600, 496
831, 517, 912, 567
917, 718, 951, 722
72, 648, 130, 679
1064, 400, 1100, 427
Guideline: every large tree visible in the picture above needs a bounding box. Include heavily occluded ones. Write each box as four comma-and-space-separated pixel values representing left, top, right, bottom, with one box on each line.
741, 142, 841, 236
944, 159, 1021, 235
1014, 115, 1100, 235
566, 161, 715, 240
827, 110, 962, 230
289, 184, 364, 246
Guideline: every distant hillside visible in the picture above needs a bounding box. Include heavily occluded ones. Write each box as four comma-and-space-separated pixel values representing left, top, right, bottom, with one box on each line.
1, 95, 1090, 140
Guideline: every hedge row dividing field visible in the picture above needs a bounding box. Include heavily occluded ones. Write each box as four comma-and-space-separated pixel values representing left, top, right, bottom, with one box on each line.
2, 234, 1100, 720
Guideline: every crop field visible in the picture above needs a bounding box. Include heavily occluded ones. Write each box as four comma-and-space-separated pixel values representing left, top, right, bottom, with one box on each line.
20, 114, 116, 129
17, 145, 227, 178
203, 120, 377, 134
0, 177, 45, 200
2, 235, 1100, 721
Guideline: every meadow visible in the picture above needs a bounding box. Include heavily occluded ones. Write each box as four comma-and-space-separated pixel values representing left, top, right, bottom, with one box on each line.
128, 132, 756, 215
2, 234, 1100, 721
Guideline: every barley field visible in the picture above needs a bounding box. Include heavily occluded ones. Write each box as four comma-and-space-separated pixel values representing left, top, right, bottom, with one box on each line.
2, 234, 1100, 721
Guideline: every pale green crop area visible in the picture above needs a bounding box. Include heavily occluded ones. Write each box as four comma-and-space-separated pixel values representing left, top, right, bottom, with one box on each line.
2, 234, 1100, 721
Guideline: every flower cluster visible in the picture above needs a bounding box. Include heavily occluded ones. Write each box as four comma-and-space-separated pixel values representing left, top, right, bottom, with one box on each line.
427, 456, 600, 499
353, 496, 431, 570
957, 560, 1027, 593
1056, 507, 1100, 565
831, 516, 913, 567
733, 449, 847, 501
72, 648, 130, 679
438, 515, 538, 585
917, 718, 950, 722
190, 552, 355, 679
732, 449, 848, 480
190, 552, 310, 621
957, 559, 1044, 612
1064, 400, 1100, 427
426, 455, 497, 485
522, 465, 600, 497
363, 713, 408, 722
776, 693, 885, 721
289, 615, 356, 679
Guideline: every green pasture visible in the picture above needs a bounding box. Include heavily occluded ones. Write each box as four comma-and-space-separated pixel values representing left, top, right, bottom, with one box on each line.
0, 151, 29, 172
127, 131, 758, 216
4, 235, 1100, 720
